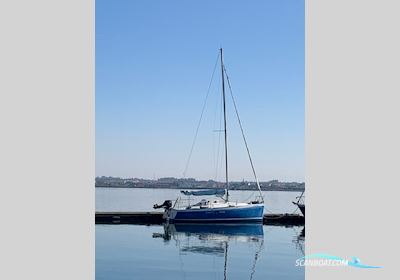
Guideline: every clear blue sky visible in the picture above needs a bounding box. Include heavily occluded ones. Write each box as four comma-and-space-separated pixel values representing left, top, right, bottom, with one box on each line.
96, 0, 304, 182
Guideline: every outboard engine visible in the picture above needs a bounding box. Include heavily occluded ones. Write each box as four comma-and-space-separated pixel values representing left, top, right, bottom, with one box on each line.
153, 200, 172, 210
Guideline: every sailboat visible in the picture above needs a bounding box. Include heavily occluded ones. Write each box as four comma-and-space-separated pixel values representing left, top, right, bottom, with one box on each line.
154, 49, 264, 223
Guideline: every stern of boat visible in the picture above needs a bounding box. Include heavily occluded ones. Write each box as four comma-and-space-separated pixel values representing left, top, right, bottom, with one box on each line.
163, 208, 177, 221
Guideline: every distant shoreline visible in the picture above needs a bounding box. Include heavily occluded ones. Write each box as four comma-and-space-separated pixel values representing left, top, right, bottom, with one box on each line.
95, 185, 304, 192
96, 176, 305, 192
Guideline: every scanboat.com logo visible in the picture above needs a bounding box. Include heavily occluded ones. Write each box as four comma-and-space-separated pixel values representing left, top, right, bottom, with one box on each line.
296, 253, 382, 268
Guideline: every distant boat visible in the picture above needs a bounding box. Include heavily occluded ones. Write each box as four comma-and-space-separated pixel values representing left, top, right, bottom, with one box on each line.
154, 49, 264, 223
292, 190, 305, 216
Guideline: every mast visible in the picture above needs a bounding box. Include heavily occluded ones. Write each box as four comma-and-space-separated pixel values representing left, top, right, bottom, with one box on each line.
220, 48, 229, 202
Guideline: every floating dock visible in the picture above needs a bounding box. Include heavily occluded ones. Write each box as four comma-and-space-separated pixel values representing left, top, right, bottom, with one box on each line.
95, 212, 304, 226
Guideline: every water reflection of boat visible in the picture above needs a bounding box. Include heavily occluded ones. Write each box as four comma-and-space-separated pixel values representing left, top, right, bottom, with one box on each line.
153, 223, 264, 279
170, 223, 264, 238
292, 226, 305, 256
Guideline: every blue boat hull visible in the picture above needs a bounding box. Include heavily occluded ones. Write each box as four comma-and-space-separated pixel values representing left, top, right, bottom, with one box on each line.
167, 204, 264, 223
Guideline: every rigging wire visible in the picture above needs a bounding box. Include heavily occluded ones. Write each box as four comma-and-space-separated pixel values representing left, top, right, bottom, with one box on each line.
243, 187, 258, 203
249, 239, 265, 280
183, 52, 220, 178
212, 70, 223, 181
223, 65, 264, 202
212, 75, 219, 179
214, 85, 223, 181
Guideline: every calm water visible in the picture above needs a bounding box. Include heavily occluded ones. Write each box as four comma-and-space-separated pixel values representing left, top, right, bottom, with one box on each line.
96, 188, 303, 214
96, 188, 305, 280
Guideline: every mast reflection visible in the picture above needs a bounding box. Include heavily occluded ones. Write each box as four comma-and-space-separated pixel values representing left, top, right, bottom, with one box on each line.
153, 223, 265, 280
